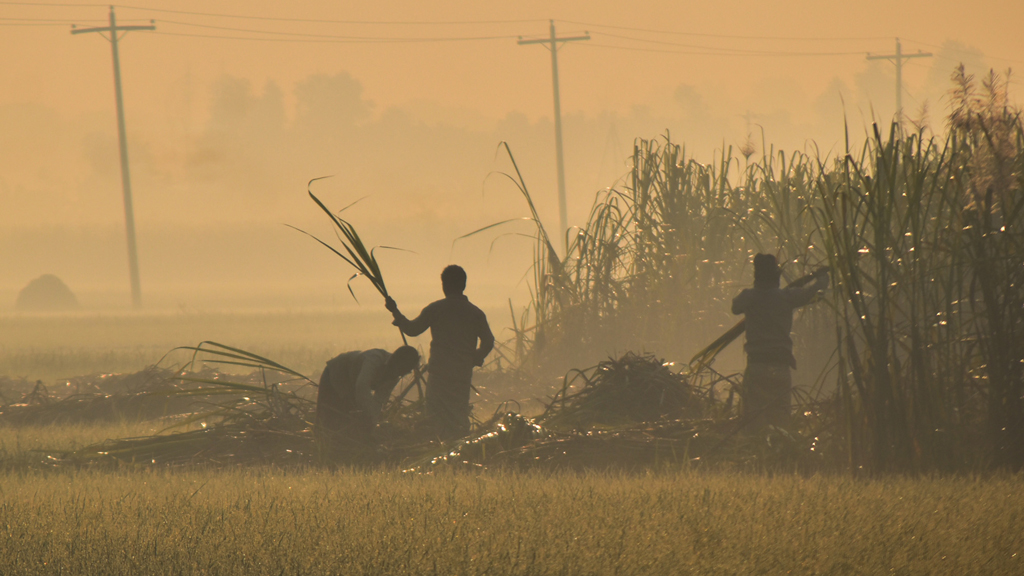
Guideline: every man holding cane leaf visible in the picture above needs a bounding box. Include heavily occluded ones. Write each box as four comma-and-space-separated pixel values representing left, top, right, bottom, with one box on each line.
732, 254, 830, 429
386, 265, 494, 440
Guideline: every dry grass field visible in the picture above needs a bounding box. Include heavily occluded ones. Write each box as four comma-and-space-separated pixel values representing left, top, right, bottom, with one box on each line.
0, 464, 1019, 575
1, 418, 1017, 575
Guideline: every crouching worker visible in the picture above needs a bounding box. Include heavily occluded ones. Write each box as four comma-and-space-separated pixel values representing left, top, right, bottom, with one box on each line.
385, 265, 494, 441
314, 346, 419, 459
732, 254, 829, 429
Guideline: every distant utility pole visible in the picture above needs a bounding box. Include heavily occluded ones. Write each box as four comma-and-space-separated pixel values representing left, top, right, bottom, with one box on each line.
72, 7, 154, 309
518, 21, 589, 253
866, 38, 932, 126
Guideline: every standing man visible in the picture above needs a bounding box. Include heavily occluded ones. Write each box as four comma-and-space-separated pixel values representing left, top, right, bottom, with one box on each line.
385, 265, 494, 440
315, 346, 419, 455
731, 254, 829, 428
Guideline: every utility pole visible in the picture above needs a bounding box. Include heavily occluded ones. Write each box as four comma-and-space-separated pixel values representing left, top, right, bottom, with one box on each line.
518, 21, 589, 253
72, 7, 154, 309
866, 38, 931, 126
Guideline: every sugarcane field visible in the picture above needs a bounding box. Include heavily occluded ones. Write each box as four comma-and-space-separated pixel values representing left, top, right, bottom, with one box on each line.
2, 2, 1023, 574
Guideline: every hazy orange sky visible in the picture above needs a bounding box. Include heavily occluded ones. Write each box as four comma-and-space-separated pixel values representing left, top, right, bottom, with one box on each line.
3, 1, 1022, 121
1, 0, 1022, 310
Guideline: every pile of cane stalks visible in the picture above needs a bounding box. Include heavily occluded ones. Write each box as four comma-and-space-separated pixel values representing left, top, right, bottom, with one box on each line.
407, 353, 840, 473
0, 345, 841, 472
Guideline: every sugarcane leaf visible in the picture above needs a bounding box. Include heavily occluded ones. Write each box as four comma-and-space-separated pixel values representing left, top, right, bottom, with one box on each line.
283, 224, 361, 270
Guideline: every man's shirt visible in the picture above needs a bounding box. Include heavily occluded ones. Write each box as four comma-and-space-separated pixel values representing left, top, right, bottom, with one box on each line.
396, 294, 494, 378
323, 348, 396, 425
732, 285, 820, 367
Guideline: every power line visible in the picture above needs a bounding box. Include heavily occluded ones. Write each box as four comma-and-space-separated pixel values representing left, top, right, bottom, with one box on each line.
152, 30, 520, 44
0, 16, 149, 26
594, 30, 756, 52
0, 21, 74, 26
5, 0, 1019, 69
156, 19, 520, 41
589, 31, 868, 56
581, 41, 865, 58
582, 42, 748, 56
0, 2, 545, 27
151, 30, 331, 43
0, 1, 104, 6
900, 37, 1024, 66
0, 16, 106, 21
114, 4, 543, 26
560, 18, 891, 42
4, 0, 1019, 66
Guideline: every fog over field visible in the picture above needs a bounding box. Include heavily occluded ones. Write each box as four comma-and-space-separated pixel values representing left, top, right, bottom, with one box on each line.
1, 0, 1016, 315
2, 8, 1024, 573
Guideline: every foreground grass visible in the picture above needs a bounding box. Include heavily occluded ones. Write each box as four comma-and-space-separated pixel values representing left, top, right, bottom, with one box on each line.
0, 468, 1019, 575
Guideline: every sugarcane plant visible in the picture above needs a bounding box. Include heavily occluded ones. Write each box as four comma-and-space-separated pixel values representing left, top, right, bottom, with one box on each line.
457, 142, 570, 367
506, 68, 1024, 474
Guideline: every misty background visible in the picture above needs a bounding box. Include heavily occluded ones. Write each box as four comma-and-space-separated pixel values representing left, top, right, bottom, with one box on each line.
0, 1, 1016, 328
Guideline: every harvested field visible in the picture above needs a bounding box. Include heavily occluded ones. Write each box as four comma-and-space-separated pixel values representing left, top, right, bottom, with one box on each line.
0, 349, 828, 472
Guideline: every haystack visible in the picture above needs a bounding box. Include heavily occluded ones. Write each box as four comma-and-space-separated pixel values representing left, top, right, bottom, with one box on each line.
15, 274, 79, 311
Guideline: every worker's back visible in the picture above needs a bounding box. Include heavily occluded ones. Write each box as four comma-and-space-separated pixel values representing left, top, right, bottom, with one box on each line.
419, 295, 491, 376
732, 286, 818, 367
321, 350, 365, 398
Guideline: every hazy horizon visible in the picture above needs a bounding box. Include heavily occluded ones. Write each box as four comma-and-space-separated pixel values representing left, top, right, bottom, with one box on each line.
2, 0, 1020, 312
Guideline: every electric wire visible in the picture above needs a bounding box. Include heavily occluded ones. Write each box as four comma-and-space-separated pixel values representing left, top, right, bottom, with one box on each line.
156, 19, 520, 41
589, 31, 867, 56
560, 18, 891, 42
114, 4, 543, 26
0, 1, 105, 7
900, 37, 1024, 66
0, 17, 149, 25
151, 30, 519, 44
1, 0, 1019, 65
0, 16, 104, 21
582, 41, 865, 58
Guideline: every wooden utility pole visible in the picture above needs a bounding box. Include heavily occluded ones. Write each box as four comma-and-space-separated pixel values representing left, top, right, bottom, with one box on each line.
72, 7, 154, 309
866, 38, 932, 126
518, 21, 589, 253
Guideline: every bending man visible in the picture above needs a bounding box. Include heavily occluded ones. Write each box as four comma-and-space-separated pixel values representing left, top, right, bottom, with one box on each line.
386, 265, 494, 440
315, 346, 419, 454
731, 254, 829, 429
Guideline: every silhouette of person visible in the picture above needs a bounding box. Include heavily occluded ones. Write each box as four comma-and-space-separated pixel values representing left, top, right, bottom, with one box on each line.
732, 254, 829, 428
385, 265, 494, 440
314, 346, 419, 454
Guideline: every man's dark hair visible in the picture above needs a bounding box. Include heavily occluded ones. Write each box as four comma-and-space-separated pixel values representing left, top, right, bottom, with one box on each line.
753, 253, 781, 289
441, 265, 467, 294
387, 345, 420, 376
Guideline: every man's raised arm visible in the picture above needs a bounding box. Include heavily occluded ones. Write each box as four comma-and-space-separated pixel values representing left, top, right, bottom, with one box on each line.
385, 296, 430, 336
785, 268, 831, 308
